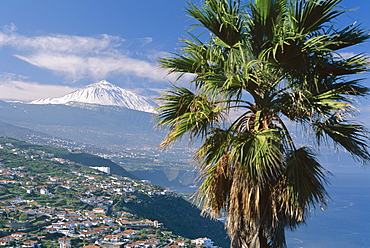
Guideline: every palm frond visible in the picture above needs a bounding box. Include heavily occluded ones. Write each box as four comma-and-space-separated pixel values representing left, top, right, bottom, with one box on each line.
290, 0, 342, 34
155, 87, 222, 147
249, 0, 288, 53
196, 153, 232, 218
311, 88, 353, 113
277, 77, 362, 126
328, 22, 370, 50
314, 117, 370, 164
186, 0, 243, 47
330, 79, 370, 97
194, 128, 232, 166
284, 147, 330, 210
155, 87, 196, 128
230, 129, 284, 184
158, 35, 210, 76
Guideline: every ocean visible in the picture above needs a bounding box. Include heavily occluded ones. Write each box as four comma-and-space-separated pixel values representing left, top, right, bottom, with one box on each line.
286, 164, 370, 248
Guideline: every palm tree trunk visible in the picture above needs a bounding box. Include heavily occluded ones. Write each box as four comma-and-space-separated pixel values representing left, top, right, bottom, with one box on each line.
259, 229, 270, 248
230, 231, 240, 248
230, 229, 270, 248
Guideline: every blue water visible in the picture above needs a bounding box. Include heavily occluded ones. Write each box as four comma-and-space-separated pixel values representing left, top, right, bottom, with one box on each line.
286, 165, 370, 248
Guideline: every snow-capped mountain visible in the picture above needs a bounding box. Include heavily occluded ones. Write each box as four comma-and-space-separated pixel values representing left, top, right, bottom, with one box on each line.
29, 80, 157, 113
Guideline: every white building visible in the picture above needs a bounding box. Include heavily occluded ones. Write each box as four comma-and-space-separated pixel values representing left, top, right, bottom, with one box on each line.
191, 237, 215, 248
90, 166, 110, 174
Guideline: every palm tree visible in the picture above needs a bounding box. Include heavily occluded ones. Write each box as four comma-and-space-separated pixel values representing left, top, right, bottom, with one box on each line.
155, 0, 370, 247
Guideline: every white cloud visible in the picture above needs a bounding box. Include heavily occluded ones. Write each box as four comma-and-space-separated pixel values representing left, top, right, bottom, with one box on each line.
14, 52, 170, 82
338, 52, 356, 59
0, 76, 77, 102
0, 29, 122, 54
0, 25, 176, 83
0, 24, 202, 102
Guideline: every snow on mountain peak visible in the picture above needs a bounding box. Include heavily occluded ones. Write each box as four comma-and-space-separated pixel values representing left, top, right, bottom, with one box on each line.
29, 80, 157, 113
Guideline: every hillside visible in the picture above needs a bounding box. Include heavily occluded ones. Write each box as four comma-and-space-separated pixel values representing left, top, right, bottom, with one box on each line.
0, 137, 135, 179
122, 193, 229, 247
0, 137, 229, 247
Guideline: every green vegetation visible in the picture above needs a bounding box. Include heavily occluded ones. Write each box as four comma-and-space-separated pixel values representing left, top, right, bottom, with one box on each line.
0, 186, 10, 195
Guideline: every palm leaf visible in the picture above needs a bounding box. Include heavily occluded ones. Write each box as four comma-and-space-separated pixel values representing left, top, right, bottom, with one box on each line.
329, 79, 370, 97
155, 87, 222, 147
186, 0, 243, 47
155, 87, 197, 128
196, 153, 232, 218
290, 0, 342, 34
158, 35, 210, 76
249, 0, 287, 54
230, 129, 283, 184
328, 22, 370, 50
314, 117, 370, 163
284, 147, 330, 210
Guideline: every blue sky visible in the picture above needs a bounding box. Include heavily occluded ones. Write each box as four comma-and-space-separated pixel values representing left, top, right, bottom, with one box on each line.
0, 0, 368, 105
0, 0, 195, 101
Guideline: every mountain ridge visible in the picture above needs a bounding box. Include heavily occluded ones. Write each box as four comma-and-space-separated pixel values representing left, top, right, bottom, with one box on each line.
29, 80, 157, 113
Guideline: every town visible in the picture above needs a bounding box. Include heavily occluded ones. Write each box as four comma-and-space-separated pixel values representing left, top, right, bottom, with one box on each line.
0, 140, 217, 248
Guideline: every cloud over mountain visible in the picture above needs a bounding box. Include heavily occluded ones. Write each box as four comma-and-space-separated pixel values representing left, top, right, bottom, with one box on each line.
0, 25, 171, 82
0, 73, 77, 102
